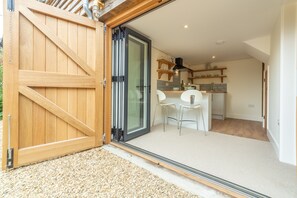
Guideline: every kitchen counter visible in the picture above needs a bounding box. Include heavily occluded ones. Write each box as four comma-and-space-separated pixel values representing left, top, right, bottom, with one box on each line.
163, 91, 212, 131
205, 91, 227, 93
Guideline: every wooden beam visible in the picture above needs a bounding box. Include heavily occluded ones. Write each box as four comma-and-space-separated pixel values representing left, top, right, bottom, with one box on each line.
95, 22, 105, 146
57, 0, 67, 8
19, 70, 96, 88
18, 137, 95, 166
22, 0, 96, 28
53, 0, 62, 7
19, 86, 95, 137
65, 0, 79, 12
19, 6, 96, 76
105, 0, 171, 28
61, 0, 73, 10
70, 1, 83, 13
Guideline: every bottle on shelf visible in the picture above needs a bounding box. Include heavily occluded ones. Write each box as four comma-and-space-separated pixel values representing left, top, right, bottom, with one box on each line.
180, 80, 184, 90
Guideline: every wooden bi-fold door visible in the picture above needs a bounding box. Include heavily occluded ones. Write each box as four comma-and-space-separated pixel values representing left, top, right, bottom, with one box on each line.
2, 0, 104, 169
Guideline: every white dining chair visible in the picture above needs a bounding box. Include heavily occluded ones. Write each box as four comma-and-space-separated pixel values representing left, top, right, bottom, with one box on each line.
179, 90, 206, 135
152, 90, 178, 131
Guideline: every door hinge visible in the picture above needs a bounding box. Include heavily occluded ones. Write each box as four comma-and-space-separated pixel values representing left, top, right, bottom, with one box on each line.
7, 114, 13, 168
112, 76, 125, 82
7, 0, 15, 12
7, 148, 14, 169
101, 78, 106, 88
111, 127, 123, 141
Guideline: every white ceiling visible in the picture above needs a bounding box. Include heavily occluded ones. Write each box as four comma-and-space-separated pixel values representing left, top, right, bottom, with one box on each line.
126, 0, 285, 65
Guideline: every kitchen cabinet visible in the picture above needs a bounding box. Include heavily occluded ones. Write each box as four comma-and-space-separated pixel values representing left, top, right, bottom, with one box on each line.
188, 67, 227, 83
156, 59, 175, 80
212, 93, 226, 120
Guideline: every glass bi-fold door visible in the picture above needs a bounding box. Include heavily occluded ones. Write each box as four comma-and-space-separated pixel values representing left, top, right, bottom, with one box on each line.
112, 27, 151, 141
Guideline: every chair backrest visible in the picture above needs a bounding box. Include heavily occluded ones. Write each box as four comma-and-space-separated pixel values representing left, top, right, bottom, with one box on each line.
156, 90, 166, 103
180, 90, 203, 104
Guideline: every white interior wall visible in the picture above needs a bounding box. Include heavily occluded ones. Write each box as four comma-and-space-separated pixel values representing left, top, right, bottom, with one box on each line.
268, 2, 297, 165
150, 47, 175, 126
244, 35, 271, 63
191, 58, 263, 122
279, 2, 297, 165
268, 14, 281, 156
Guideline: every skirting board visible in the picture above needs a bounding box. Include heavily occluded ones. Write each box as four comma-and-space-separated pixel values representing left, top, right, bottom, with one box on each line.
267, 129, 280, 158
226, 113, 262, 122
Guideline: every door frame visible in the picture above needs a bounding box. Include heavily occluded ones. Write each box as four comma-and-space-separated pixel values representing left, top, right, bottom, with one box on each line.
103, 0, 171, 143
102, 1, 244, 197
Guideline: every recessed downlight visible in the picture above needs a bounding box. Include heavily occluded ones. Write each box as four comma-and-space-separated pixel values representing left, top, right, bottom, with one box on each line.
212, 56, 216, 59
216, 40, 226, 45
184, 25, 189, 29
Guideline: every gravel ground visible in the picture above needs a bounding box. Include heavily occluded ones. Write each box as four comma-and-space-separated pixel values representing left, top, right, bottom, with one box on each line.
0, 122, 199, 197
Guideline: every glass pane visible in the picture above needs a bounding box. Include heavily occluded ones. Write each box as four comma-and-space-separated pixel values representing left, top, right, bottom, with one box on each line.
127, 35, 148, 134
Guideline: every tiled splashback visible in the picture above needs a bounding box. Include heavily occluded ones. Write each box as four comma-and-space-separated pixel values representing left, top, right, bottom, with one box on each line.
200, 84, 227, 92
157, 75, 180, 91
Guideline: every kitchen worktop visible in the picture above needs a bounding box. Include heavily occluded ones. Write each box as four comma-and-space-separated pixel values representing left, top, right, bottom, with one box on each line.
163, 90, 226, 93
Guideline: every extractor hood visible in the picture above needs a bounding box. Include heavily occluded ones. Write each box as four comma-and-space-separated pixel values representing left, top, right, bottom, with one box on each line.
173, 58, 190, 71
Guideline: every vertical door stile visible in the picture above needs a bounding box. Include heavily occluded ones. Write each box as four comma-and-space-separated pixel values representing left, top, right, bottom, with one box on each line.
2, 0, 20, 169
120, 30, 125, 134
95, 22, 104, 146
32, 13, 46, 146
77, 25, 87, 138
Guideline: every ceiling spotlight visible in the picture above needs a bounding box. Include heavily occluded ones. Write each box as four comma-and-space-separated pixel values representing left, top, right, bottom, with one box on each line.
212, 56, 216, 59
184, 25, 188, 29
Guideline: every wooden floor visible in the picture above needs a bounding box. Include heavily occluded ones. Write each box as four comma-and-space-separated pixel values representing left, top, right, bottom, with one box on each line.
211, 118, 269, 141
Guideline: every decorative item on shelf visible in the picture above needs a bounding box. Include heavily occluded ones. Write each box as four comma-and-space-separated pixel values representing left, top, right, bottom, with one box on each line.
205, 62, 211, 69
214, 74, 219, 77
157, 59, 175, 80
213, 65, 218, 69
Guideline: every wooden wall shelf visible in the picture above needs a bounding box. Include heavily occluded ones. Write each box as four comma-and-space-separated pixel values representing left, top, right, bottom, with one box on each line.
157, 59, 175, 70
188, 76, 227, 83
157, 59, 175, 80
157, 69, 175, 81
192, 67, 227, 73
188, 67, 227, 83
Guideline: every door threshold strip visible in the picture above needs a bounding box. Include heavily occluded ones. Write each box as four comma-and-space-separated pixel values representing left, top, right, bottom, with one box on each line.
111, 141, 270, 198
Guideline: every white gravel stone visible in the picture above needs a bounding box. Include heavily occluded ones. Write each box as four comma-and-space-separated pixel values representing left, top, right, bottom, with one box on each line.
0, 121, 200, 197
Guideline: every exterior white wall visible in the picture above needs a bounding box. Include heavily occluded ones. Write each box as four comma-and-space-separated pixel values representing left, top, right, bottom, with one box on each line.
191, 58, 262, 122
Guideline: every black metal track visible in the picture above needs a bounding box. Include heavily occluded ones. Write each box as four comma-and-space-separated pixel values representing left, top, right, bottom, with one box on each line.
113, 141, 270, 198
